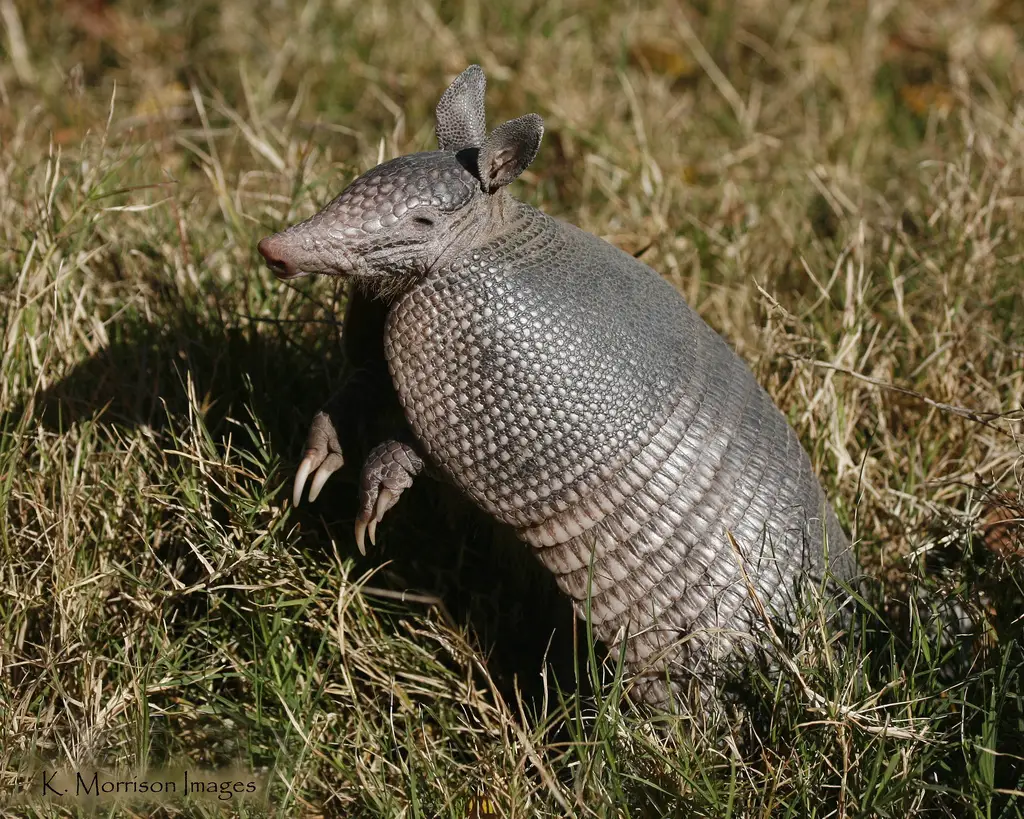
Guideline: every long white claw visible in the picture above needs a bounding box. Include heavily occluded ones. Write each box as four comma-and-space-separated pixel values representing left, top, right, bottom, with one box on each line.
293, 455, 315, 507
308, 465, 332, 503
375, 487, 397, 519
355, 518, 368, 556
367, 517, 378, 546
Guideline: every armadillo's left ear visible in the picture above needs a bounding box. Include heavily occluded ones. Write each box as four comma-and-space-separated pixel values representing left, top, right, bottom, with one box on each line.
436, 65, 487, 151
477, 114, 544, 193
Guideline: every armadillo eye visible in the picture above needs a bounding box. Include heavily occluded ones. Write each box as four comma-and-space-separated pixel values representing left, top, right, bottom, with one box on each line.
412, 215, 434, 228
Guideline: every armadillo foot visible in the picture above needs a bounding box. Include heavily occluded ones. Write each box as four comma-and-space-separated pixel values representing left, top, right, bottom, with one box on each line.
293, 410, 345, 507
355, 440, 424, 555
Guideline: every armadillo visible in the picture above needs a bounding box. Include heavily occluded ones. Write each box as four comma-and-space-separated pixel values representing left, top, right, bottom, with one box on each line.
258, 65, 857, 707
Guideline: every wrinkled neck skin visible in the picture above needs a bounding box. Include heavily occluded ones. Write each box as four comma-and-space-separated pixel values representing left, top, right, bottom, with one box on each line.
360, 189, 533, 303
486, 187, 530, 233
434, 188, 532, 270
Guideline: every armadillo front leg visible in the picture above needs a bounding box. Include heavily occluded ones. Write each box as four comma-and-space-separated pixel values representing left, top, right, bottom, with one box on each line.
293, 287, 403, 509
355, 441, 425, 554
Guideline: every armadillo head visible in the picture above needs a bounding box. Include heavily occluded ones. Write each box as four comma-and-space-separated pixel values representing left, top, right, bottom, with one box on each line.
257, 65, 543, 295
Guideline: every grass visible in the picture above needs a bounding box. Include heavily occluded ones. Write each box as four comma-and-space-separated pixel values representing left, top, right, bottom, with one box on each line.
1, 0, 1023, 816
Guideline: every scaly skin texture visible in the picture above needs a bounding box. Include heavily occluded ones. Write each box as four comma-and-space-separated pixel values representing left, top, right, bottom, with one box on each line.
385, 202, 854, 705
258, 65, 857, 708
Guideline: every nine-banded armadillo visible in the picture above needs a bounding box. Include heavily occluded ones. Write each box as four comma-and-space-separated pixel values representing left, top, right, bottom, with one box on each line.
258, 65, 857, 707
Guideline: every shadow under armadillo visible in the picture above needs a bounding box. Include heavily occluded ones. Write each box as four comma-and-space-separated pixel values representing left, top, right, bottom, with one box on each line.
20, 302, 599, 720
305, 466, 599, 713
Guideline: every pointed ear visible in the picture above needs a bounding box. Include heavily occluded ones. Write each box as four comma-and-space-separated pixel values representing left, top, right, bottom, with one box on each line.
435, 65, 487, 151
477, 114, 544, 193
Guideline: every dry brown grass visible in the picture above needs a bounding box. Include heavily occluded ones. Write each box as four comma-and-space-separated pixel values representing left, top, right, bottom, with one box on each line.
1, 0, 1022, 816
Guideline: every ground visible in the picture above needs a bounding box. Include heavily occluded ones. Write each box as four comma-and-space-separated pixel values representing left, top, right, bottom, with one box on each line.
1, 0, 1022, 816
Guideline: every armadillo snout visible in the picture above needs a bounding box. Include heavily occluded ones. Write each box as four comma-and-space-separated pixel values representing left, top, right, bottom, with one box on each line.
257, 234, 305, 280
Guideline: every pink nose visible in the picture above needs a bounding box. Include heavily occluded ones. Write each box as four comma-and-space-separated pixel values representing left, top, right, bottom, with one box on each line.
257, 235, 299, 279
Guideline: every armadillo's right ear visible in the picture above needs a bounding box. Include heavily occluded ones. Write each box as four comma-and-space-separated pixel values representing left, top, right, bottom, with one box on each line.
435, 65, 487, 151
477, 114, 544, 193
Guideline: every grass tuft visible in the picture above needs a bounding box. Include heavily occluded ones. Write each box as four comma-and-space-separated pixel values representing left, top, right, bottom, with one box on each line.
1, 1, 1022, 816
